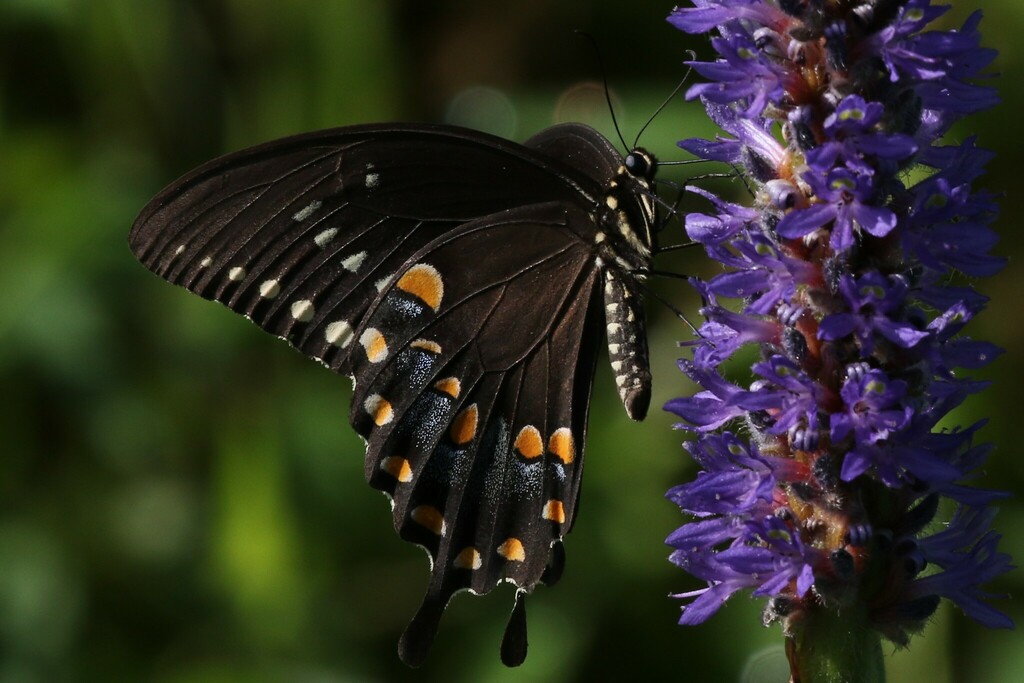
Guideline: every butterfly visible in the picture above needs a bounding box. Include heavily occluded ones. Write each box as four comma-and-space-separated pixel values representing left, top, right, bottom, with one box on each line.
128, 121, 665, 667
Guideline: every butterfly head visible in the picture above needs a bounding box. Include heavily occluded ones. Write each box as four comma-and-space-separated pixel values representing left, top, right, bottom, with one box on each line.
623, 148, 657, 182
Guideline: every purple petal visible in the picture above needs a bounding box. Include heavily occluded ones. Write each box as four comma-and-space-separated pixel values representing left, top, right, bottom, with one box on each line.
666, 517, 742, 549
676, 583, 738, 625
818, 313, 859, 341
857, 132, 919, 160
840, 449, 873, 481
686, 212, 741, 244
943, 340, 1003, 369
667, 7, 739, 33
796, 564, 815, 596
776, 203, 837, 239
875, 319, 930, 348
708, 270, 772, 299
678, 137, 741, 163
850, 202, 899, 238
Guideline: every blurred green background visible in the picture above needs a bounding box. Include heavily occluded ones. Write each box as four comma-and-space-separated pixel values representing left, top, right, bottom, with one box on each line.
1, 1, 1021, 681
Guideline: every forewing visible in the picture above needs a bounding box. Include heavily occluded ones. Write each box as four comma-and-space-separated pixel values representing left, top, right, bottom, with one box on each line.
345, 203, 604, 665
525, 122, 624, 183
128, 124, 604, 374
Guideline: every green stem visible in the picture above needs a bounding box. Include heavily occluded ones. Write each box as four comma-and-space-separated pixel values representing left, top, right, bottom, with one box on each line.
787, 605, 886, 683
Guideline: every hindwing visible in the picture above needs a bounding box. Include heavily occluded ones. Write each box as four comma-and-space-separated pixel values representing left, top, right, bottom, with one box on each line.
348, 203, 604, 664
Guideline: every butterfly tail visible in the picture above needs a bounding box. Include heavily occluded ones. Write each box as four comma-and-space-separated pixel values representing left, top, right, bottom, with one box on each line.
398, 587, 450, 667
500, 590, 529, 667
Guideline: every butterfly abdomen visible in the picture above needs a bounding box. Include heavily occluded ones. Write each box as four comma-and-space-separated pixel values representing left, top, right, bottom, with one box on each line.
602, 270, 651, 420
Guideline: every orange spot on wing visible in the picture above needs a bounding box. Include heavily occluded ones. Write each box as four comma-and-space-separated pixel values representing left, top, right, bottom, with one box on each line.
360, 328, 388, 363
453, 547, 482, 570
380, 456, 413, 483
363, 394, 393, 426
543, 500, 566, 524
514, 425, 543, 459
434, 377, 461, 398
397, 263, 444, 311
548, 428, 575, 464
410, 505, 445, 535
450, 404, 478, 445
374, 400, 392, 425
497, 538, 526, 562
410, 338, 441, 354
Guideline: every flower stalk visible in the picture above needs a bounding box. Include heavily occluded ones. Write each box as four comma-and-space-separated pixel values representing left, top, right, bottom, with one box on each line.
664, 2, 1013, 680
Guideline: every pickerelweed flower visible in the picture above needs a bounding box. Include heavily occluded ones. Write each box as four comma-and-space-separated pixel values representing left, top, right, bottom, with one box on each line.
665, 1, 1012, 678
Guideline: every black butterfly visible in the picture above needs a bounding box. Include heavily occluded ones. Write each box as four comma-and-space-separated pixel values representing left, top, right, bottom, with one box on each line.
129, 122, 663, 667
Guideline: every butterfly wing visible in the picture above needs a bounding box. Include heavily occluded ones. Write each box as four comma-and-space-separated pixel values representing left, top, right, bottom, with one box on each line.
129, 124, 619, 665
128, 124, 604, 375
350, 202, 604, 665
524, 122, 624, 181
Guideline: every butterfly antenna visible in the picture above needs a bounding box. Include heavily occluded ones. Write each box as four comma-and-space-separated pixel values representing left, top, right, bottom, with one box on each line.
575, 30, 630, 152
632, 52, 695, 148
658, 159, 713, 167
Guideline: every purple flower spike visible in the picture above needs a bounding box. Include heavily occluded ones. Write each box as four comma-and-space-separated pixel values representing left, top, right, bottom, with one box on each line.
665, 0, 1012, 665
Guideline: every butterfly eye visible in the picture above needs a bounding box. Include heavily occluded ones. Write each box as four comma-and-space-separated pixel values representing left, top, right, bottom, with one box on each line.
625, 150, 656, 179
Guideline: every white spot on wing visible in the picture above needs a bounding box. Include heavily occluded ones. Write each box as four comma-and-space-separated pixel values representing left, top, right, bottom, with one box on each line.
314, 227, 338, 248
228, 266, 246, 281
259, 279, 280, 299
293, 200, 322, 222
290, 299, 315, 322
365, 173, 380, 188
375, 276, 392, 292
173, 244, 185, 257
325, 320, 354, 347
199, 257, 213, 269
341, 251, 368, 272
